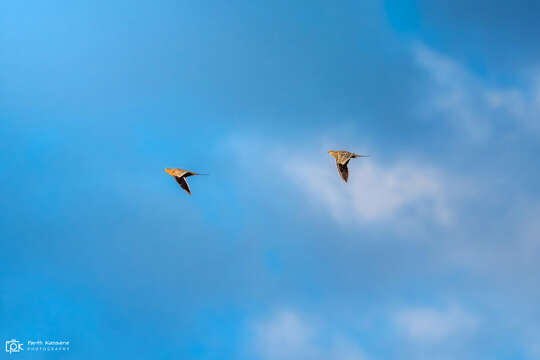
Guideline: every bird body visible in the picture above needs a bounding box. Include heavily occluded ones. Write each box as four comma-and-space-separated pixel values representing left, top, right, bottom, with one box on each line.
164, 168, 203, 195
328, 150, 368, 182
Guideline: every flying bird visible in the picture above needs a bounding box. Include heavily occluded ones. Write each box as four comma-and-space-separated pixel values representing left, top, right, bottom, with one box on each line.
328, 151, 368, 183
164, 168, 205, 195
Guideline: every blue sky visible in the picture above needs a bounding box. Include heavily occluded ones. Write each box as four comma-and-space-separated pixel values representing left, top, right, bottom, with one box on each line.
2, 1, 540, 359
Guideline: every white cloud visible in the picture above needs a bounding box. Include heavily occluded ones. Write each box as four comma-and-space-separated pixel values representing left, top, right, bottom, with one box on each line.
395, 305, 478, 343
485, 82, 540, 132
415, 44, 540, 139
251, 310, 369, 360
414, 44, 491, 140
224, 134, 455, 227
252, 310, 316, 360
284, 154, 452, 226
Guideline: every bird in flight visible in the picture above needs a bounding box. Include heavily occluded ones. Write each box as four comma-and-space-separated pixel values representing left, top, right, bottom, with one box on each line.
328, 151, 368, 182
164, 168, 205, 195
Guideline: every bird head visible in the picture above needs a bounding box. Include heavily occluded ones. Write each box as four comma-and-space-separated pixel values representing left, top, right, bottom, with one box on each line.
164, 168, 175, 176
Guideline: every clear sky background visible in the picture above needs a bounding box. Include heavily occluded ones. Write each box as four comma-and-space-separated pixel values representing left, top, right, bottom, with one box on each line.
2, 1, 540, 359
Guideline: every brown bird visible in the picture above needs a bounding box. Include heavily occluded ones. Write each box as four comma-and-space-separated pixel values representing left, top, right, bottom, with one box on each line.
328, 151, 368, 182
164, 168, 205, 195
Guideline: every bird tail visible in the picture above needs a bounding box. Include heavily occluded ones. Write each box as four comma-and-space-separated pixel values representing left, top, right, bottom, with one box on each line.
354, 154, 370, 158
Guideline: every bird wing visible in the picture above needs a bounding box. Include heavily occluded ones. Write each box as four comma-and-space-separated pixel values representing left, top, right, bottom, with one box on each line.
174, 169, 190, 177
175, 176, 192, 195
337, 151, 353, 165
337, 161, 349, 182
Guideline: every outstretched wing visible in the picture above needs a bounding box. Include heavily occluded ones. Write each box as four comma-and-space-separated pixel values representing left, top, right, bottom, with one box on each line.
175, 176, 192, 195
337, 161, 349, 182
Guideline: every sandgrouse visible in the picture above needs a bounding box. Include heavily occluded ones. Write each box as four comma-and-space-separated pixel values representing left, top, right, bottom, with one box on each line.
164, 168, 204, 195
328, 151, 368, 183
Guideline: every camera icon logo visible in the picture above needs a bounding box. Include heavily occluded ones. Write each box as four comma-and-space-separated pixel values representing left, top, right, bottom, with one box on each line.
5, 340, 23, 354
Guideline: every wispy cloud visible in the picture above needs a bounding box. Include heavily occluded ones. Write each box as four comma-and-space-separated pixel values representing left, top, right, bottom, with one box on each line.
485, 82, 540, 132
284, 153, 452, 226
395, 304, 478, 343
250, 309, 369, 360
415, 44, 540, 139
226, 135, 456, 228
